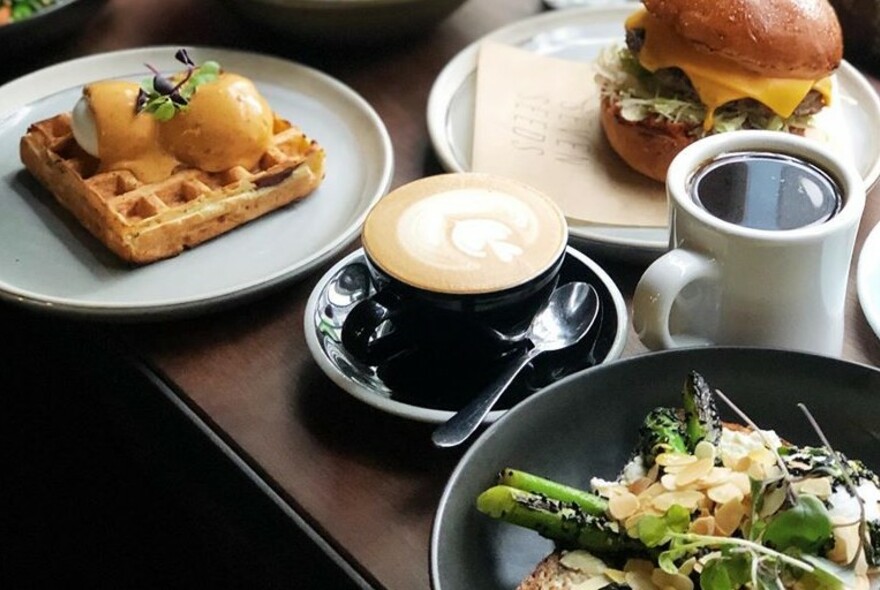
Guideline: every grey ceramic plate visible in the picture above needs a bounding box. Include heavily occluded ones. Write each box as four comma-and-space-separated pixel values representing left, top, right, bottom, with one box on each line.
0, 46, 392, 320
430, 347, 880, 590
303, 246, 628, 423
427, 5, 880, 261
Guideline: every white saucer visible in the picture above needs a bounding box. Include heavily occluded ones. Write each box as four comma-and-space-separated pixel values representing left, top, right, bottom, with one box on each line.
303, 247, 628, 423
427, 5, 880, 261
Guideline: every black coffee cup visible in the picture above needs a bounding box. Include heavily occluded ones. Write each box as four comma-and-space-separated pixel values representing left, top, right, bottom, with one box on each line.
341, 250, 565, 366
340, 173, 569, 388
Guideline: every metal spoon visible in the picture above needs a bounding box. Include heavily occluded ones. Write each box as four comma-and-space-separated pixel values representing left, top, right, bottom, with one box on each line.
431, 282, 600, 448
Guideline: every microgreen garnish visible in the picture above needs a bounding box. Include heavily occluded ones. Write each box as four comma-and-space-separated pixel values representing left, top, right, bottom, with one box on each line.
798, 403, 869, 568
135, 48, 221, 121
635, 390, 845, 589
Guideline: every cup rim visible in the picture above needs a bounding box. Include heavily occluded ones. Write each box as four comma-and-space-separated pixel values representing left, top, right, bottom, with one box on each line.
363, 172, 570, 295
666, 130, 865, 242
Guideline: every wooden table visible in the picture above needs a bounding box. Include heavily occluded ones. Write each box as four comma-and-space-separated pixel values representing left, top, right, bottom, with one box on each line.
5, 0, 880, 588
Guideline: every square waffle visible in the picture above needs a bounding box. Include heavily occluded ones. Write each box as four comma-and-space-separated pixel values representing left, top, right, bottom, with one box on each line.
19, 112, 325, 264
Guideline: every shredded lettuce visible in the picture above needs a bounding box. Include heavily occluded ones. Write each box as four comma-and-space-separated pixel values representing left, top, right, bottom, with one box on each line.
594, 46, 816, 137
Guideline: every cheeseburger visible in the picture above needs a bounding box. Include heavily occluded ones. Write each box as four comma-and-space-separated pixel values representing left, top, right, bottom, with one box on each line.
596, 0, 844, 182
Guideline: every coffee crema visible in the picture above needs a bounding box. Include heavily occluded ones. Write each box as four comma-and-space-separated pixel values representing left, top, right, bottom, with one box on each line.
362, 174, 568, 295
689, 151, 842, 231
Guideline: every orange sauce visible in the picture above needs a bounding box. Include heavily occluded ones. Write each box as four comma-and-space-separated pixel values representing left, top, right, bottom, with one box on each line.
85, 81, 179, 183
85, 73, 274, 181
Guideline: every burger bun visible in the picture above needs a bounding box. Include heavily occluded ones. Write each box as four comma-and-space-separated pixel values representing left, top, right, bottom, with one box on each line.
599, 97, 696, 183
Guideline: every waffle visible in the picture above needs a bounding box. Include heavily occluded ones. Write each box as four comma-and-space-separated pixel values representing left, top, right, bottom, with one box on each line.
19, 112, 325, 264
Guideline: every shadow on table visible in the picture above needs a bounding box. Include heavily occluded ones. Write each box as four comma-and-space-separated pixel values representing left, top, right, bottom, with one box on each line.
0, 306, 360, 589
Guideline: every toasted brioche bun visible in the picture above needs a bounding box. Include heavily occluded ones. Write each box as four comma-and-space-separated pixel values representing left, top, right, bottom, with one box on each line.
599, 96, 696, 183
642, 0, 843, 79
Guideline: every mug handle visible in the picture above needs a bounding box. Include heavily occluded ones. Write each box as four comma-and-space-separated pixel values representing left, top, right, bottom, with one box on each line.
341, 290, 414, 366
632, 248, 720, 350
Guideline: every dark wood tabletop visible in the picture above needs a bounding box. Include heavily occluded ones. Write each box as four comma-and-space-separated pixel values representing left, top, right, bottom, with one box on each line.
5, 0, 880, 588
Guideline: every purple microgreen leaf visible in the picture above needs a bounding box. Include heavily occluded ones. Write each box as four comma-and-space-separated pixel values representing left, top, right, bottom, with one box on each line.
153, 74, 176, 96
137, 49, 220, 121
174, 48, 195, 67
135, 88, 149, 113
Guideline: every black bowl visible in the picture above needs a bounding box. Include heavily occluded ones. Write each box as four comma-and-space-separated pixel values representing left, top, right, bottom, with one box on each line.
431, 347, 880, 589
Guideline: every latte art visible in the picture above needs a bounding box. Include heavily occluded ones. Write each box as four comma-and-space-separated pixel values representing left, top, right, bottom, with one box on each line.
450, 219, 523, 262
363, 174, 567, 295
397, 189, 537, 272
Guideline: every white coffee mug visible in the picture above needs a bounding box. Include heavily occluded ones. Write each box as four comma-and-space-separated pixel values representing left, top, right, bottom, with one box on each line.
632, 131, 865, 356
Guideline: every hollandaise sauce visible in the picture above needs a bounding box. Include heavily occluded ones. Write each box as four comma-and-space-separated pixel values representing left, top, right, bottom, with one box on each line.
84, 81, 179, 183
158, 74, 274, 172
79, 73, 275, 182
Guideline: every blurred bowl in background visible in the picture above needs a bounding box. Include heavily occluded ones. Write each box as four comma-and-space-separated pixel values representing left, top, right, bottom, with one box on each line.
3, 0, 105, 55
219, 0, 470, 45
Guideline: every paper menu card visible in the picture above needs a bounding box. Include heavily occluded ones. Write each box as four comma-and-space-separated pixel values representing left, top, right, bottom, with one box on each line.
471, 41, 667, 227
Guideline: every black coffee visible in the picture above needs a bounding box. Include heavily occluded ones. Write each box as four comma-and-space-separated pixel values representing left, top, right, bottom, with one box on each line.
690, 151, 842, 230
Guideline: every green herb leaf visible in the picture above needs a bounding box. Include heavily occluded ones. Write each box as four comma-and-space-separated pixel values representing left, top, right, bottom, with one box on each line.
700, 553, 750, 590
636, 504, 690, 549
763, 494, 833, 553
136, 50, 222, 121
153, 100, 177, 122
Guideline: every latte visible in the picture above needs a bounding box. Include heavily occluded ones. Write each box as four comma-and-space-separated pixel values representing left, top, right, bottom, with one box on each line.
362, 174, 567, 295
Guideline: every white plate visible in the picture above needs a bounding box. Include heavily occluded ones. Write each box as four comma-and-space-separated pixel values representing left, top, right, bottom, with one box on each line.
858, 220, 880, 341
303, 247, 628, 423
427, 5, 880, 259
0, 46, 393, 320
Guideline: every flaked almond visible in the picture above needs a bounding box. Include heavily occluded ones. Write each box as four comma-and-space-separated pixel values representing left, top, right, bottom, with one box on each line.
655, 452, 698, 467
560, 550, 607, 575
689, 515, 716, 536
628, 476, 655, 496
638, 482, 666, 501
748, 447, 776, 466
651, 568, 694, 590
707, 482, 744, 505
660, 473, 680, 491
715, 498, 746, 536
653, 490, 704, 512
571, 577, 616, 590
792, 477, 833, 499
605, 569, 626, 584
623, 559, 656, 590
698, 467, 733, 488
694, 441, 716, 462
678, 556, 697, 577
624, 559, 655, 575
675, 458, 714, 487
758, 485, 788, 519
609, 491, 640, 521
728, 472, 752, 495
728, 455, 751, 472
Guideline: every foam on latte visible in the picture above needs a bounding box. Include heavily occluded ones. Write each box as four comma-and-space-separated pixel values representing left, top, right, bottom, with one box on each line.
362, 174, 567, 294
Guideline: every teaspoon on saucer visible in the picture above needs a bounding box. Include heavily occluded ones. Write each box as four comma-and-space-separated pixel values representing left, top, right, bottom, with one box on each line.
431, 281, 600, 448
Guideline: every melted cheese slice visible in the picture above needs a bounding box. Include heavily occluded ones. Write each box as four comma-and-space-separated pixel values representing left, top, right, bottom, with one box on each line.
626, 9, 833, 130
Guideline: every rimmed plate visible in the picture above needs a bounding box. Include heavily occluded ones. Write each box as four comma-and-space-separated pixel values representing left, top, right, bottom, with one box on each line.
0, 46, 393, 320
430, 347, 880, 590
303, 246, 628, 423
427, 5, 880, 260
858, 219, 880, 341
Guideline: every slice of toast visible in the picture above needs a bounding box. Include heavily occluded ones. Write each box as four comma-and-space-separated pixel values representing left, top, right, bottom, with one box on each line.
19, 112, 325, 264
517, 552, 619, 590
